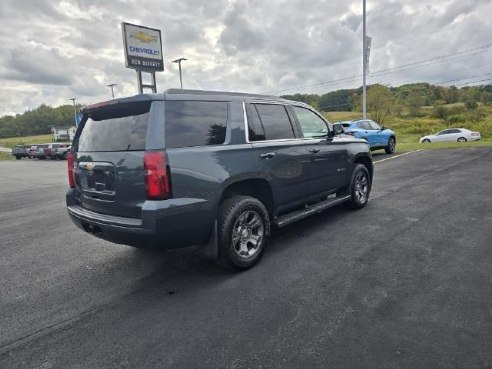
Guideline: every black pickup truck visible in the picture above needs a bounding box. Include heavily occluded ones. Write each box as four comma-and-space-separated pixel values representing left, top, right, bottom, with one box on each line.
67, 89, 373, 269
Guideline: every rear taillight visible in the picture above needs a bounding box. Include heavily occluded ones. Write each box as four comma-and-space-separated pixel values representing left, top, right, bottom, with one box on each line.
144, 151, 171, 200
67, 151, 75, 188
471, 132, 480, 136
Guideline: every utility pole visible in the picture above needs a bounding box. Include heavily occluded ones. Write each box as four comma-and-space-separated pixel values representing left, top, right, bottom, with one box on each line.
69, 98, 77, 126
172, 58, 187, 89
362, 0, 367, 119
107, 83, 117, 98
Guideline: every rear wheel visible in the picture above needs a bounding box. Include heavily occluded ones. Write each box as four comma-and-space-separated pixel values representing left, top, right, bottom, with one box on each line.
217, 195, 270, 270
62, 152, 67, 160
15, 155, 21, 160
345, 164, 371, 209
457, 137, 467, 142
385, 137, 396, 154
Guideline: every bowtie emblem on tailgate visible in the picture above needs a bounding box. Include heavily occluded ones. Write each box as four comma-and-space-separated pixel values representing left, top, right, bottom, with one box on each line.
85, 163, 96, 172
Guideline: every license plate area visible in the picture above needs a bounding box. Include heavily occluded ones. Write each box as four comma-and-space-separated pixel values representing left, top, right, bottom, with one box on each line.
78, 162, 116, 201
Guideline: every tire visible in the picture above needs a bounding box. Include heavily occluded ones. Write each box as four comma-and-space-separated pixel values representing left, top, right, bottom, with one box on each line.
422, 139, 431, 143
345, 164, 371, 209
62, 152, 67, 160
385, 136, 396, 154
457, 137, 467, 142
15, 155, 21, 160
217, 195, 270, 270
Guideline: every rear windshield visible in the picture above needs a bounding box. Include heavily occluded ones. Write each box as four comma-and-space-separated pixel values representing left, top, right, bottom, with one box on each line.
165, 101, 227, 148
78, 102, 150, 152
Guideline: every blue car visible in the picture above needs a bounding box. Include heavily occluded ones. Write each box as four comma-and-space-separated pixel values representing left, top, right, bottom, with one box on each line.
334, 119, 396, 154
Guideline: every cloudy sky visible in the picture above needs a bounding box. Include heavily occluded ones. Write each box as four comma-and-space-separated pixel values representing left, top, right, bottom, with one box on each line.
0, 0, 491, 116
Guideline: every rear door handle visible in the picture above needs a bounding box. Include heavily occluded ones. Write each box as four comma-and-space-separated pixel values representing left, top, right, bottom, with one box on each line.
260, 152, 276, 159
308, 148, 320, 154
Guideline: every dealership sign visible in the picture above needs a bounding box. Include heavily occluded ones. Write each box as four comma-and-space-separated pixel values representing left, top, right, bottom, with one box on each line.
122, 22, 164, 72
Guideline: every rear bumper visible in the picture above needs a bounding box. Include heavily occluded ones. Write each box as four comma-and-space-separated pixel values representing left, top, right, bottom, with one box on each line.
66, 189, 214, 249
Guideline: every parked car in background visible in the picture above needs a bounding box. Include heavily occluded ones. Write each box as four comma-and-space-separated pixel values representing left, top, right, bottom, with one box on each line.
11, 145, 30, 159
30, 144, 50, 159
45, 143, 69, 159
52, 144, 71, 160
419, 128, 481, 143
334, 119, 396, 154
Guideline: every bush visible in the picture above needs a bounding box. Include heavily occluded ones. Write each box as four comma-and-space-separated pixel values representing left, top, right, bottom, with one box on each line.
448, 115, 465, 124
464, 99, 478, 110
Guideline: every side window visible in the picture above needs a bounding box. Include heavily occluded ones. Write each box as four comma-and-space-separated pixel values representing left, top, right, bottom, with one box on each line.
254, 104, 295, 140
292, 106, 329, 138
369, 121, 381, 130
356, 121, 365, 129
438, 130, 449, 135
246, 104, 266, 141
165, 101, 227, 148
449, 129, 460, 134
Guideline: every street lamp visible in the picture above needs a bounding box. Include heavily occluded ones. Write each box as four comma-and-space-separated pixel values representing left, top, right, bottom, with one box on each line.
362, 0, 367, 119
107, 83, 117, 98
172, 57, 187, 89
69, 98, 77, 126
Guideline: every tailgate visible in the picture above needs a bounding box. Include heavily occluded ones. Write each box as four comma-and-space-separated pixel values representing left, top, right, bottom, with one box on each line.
73, 100, 151, 219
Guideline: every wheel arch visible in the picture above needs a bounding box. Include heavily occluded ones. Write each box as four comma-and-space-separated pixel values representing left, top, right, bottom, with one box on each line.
219, 178, 274, 216
353, 154, 373, 182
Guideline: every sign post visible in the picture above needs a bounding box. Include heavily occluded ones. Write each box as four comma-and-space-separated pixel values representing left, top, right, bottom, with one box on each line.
122, 22, 164, 93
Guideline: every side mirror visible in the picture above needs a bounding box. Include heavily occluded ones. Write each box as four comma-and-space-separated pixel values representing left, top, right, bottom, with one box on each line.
380, 125, 386, 131
332, 125, 344, 135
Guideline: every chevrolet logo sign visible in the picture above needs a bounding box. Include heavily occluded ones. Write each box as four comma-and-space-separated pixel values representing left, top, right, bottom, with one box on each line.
130, 31, 157, 43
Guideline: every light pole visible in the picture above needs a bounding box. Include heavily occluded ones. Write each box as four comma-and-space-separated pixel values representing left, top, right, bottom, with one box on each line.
69, 98, 77, 126
107, 83, 117, 98
172, 57, 187, 89
362, 0, 367, 119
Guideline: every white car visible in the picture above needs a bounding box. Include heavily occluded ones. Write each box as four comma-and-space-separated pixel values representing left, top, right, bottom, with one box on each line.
419, 128, 481, 143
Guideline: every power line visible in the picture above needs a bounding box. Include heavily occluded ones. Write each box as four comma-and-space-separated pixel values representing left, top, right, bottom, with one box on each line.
266, 43, 492, 94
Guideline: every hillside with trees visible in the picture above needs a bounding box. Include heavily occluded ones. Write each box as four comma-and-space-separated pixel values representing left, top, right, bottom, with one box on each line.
0, 83, 491, 139
0, 104, 81, 138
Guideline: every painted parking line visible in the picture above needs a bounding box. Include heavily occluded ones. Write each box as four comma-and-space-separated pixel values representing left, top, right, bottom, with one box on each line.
374, 149, 424, 164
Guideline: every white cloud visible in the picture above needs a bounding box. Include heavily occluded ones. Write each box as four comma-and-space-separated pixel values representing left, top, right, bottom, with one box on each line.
0, 0, 491, 116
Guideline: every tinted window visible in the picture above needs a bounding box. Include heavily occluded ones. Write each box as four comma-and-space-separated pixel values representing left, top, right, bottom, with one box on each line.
254, 104, 295, 140
438, 130, 450, 135
356, 121, 365, 129
293, 106, 328, 138
246, 104, 266, 141
78, 112, 149, 152
165, 101, 227, 148
368, 121, 381, 130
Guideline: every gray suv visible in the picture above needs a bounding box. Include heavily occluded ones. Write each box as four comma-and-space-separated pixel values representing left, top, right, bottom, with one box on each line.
66, 89, 373, 269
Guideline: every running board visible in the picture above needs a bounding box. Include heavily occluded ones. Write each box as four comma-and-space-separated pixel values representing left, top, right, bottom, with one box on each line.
273, 195, 351, 228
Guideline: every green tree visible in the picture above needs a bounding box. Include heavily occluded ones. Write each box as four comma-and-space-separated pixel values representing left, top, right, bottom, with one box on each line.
367, 84, 393, 125
464, 98, 478, 110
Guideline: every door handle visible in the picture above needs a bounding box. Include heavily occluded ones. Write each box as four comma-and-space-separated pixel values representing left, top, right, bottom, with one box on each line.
260, 152, 276, 159
308, 148, 320, 154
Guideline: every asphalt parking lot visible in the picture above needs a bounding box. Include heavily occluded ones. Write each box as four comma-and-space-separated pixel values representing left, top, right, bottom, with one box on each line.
1, 147, 491, 369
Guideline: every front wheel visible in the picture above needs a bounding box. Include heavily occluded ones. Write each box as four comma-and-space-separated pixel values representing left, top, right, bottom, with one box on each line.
345, 164, 371, 209
457, 137, 467, 142
217, 195, 270, 270
422, 139, 431, 143
15, 155, 21, 160
385, 137, 396, 154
